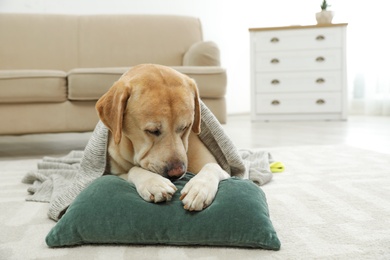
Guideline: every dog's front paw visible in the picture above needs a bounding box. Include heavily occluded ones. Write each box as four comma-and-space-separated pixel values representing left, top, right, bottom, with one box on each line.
137, 175, 177, 203
180, 174, 219, 211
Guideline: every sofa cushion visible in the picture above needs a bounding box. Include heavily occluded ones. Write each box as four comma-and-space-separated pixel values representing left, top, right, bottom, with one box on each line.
0, 70, 67, 103
78, 15, 203, 68
183, 41, 221, 66
0, 13, 78, 71
68, 67, 226, 101
0, 101, 98, 135
174, 67, 227, 98
67, 68, 127, 100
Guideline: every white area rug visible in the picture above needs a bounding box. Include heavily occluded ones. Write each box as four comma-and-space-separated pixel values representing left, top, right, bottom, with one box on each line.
1, 145, 389, 259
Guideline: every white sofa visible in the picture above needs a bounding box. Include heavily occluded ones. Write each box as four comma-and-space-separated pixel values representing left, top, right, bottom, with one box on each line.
0, 13, 227, 135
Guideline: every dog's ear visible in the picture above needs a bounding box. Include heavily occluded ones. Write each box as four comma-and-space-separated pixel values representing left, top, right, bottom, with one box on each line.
96, 80, 131, 144
188, 78, 201, 134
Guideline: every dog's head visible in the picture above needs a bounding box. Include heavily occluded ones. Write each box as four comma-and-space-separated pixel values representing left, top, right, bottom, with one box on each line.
96, 64, 201, 179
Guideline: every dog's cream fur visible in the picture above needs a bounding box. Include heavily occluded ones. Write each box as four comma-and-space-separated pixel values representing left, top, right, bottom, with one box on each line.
96, 64, 229, 211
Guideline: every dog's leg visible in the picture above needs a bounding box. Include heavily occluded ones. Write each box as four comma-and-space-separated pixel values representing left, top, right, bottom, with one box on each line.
128, 166, 177, 203
180, 163, 229, 211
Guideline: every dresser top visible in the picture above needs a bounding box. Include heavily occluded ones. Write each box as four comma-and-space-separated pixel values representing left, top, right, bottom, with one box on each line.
249, 23, 348, 32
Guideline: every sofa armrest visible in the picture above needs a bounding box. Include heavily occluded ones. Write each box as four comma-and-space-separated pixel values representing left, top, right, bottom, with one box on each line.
183, 41, 221, 66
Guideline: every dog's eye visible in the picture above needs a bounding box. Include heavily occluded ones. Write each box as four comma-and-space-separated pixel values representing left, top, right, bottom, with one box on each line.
179, 125, 190, 132
146, 129, 161, 137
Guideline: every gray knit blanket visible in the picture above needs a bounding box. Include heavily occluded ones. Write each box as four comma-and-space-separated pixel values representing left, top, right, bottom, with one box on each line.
22, 102, 274, 221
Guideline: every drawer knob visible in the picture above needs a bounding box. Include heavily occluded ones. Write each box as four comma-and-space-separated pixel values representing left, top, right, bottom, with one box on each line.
271, 79, 280, 85
271, 100, 280, 105
270, 58, 280, 64
270, 37, 279, 43
316, 99, 326, 105
316, 78, 325, 84
316, 35, 325, 41
316, 56, 325, 62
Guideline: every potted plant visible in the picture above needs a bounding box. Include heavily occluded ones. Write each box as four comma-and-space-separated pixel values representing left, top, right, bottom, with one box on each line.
316, 0, 334, 24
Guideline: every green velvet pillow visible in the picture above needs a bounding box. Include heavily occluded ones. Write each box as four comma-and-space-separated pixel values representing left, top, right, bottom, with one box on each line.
46, 174, 280, 250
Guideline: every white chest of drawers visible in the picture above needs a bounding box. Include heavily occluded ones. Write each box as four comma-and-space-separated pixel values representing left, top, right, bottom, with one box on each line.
249, 24, 348, 121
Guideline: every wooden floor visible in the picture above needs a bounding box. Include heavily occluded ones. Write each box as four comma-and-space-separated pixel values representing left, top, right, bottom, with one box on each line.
0, 115, 389, 160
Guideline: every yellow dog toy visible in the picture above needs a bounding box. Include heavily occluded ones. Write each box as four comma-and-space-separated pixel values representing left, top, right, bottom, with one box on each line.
270, 162, 285, 173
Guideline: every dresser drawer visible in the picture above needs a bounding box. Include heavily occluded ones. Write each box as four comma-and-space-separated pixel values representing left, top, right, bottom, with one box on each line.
255, 49, 342, 72
252, 27, 343, 51
255, 93, 342, 114
255, 71, 342, 93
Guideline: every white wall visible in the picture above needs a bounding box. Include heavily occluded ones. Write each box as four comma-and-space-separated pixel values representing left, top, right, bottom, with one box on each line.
0, 0, 348, 114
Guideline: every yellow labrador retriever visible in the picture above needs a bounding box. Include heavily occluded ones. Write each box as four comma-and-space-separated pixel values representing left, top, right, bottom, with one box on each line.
96, 64, 229, 211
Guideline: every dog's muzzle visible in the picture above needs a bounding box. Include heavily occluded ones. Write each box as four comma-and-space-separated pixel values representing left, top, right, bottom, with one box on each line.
165, 161, 186, 180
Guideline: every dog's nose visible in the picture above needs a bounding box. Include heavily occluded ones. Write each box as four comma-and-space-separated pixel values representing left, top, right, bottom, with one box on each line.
166, 161, 186, 179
